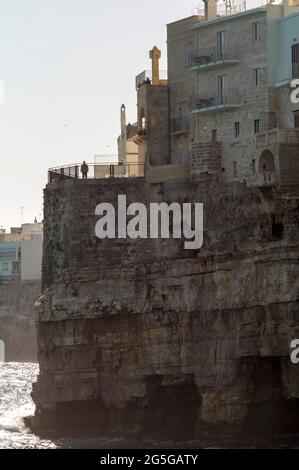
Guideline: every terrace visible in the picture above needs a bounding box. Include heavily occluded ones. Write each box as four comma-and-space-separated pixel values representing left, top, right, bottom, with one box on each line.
48, 162, 145, 183
191, 88, 240, 113
191, 46, 239, 71
256, 128, 299, 147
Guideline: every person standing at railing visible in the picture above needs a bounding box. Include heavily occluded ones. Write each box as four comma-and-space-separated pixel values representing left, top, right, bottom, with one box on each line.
81, 161, 89, 179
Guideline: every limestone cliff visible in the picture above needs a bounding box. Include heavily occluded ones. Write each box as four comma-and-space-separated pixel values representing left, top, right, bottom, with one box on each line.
29, 178, 299, 442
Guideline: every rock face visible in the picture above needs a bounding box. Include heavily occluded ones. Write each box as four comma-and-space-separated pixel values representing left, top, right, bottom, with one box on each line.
30, 177, 299, 441
0, 278, 39, 362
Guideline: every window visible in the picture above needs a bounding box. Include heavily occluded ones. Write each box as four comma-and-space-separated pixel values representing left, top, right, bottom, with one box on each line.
0, 249, 17, 261
218, 75, 227, 104
217, 31, 226, 60
251, 159, 256, 174
292, 43, 299, 79
2, 262, 9, 272
252, 22, 260, 41
234, 122, 240, 137
139, 108, 146, 133
178, 105, 188, 129
233, 161, 237, 178
253, 68, 261, 87
184, 47, 192, 67
294, 111, 299, 128
254, 119, 261, 134
181, 151, 189, 164
211, 129, 218, 142
12, 261, 20, 275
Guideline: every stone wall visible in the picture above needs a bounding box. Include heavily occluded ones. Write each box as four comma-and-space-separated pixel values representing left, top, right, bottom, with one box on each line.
0, 278, 39, 362
167, 16, 198, 165
191, 142, 222, 179
146, 163, 189, 183
137, 84, 170, 166
279, 143, 299, 186
30, 177, 299, 442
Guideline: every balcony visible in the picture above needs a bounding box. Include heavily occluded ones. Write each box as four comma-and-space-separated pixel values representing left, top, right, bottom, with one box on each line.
247, 172, 276, 188
191, 88, 240, 114
135, 70, 168, 90
191, 47, 239, 72
170, 117, 189, 135
256, 128, 299, 148
48, 162, 145, 183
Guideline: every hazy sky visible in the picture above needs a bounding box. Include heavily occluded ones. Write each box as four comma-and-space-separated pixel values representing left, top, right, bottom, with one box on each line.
0, 0, 261, 229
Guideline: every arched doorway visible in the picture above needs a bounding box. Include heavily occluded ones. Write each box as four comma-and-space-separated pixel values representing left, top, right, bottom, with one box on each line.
259, 149, 275, 173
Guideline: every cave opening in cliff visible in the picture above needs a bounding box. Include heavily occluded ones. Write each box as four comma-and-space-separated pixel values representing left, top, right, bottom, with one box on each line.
55, 398, 109, 437
143, 375, 201, 442
271, 215, 284, 241
242, 357, 299, 436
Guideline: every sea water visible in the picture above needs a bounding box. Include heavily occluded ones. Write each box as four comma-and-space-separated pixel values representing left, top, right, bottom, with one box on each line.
0, 362, 298, 449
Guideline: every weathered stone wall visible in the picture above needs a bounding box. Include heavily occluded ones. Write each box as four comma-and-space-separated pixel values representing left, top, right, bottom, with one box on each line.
30, 177, 299, 442
146, 163, 189, 183
137, 84, 170, 166
279, 143, 299, 186
0, 278, 39, 362
167, 16, 198, 166
191, 142, 222, 179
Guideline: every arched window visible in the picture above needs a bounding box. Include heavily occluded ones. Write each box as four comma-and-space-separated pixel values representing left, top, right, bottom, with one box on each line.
259, 149, 275, 173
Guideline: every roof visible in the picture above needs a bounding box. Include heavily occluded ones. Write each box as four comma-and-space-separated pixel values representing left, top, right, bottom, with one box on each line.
167, 15, 200, 27
126, 123, 138, 139
191, 6, 267, 30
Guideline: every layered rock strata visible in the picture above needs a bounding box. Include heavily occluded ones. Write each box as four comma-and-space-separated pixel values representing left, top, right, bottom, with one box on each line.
30, 178, 299, 441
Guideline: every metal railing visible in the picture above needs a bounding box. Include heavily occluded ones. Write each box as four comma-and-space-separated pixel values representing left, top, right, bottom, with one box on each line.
247, 171, 276, 188
195, 0, 247, 18
170, 117, 189, 133
191, 88, 240, 111
260, 112, 277, 132
191, 46, 238, 67
48, 162, 145, 183
256, 128, 299, 147
135, 70, 168, 90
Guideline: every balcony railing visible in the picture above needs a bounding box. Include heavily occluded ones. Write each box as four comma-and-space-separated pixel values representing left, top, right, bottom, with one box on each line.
170, 117, 189, 134
247, 172, 276, 188
194, 0, 246, 18
256, 128, 299, 147
191, 88, 240, 112
260, 112, 277, 132
135, 70, 168, 90
48, 162, 145, 183
191, 47, 239, 69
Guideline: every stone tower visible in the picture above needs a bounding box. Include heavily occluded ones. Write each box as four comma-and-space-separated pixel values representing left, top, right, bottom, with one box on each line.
120, 104, 127, 164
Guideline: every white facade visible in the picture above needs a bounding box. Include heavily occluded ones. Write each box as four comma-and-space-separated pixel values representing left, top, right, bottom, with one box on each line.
20, 235, 43, 281
0, 222, 43, 281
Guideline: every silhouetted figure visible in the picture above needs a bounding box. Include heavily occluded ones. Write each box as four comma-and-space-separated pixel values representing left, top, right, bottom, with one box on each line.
81, 161, 89, 179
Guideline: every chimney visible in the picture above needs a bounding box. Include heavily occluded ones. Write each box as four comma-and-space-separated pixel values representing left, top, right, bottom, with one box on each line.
203, 0, 218, 21
282, 0, 299, 16
149, 46, 161, 85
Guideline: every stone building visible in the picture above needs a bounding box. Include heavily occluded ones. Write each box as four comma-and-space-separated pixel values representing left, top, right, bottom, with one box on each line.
0, 221, 43, 281
116, 105, 144, 177
0, 221, 42, 361
32, 0, 299, 440
132, 0, 299, 188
